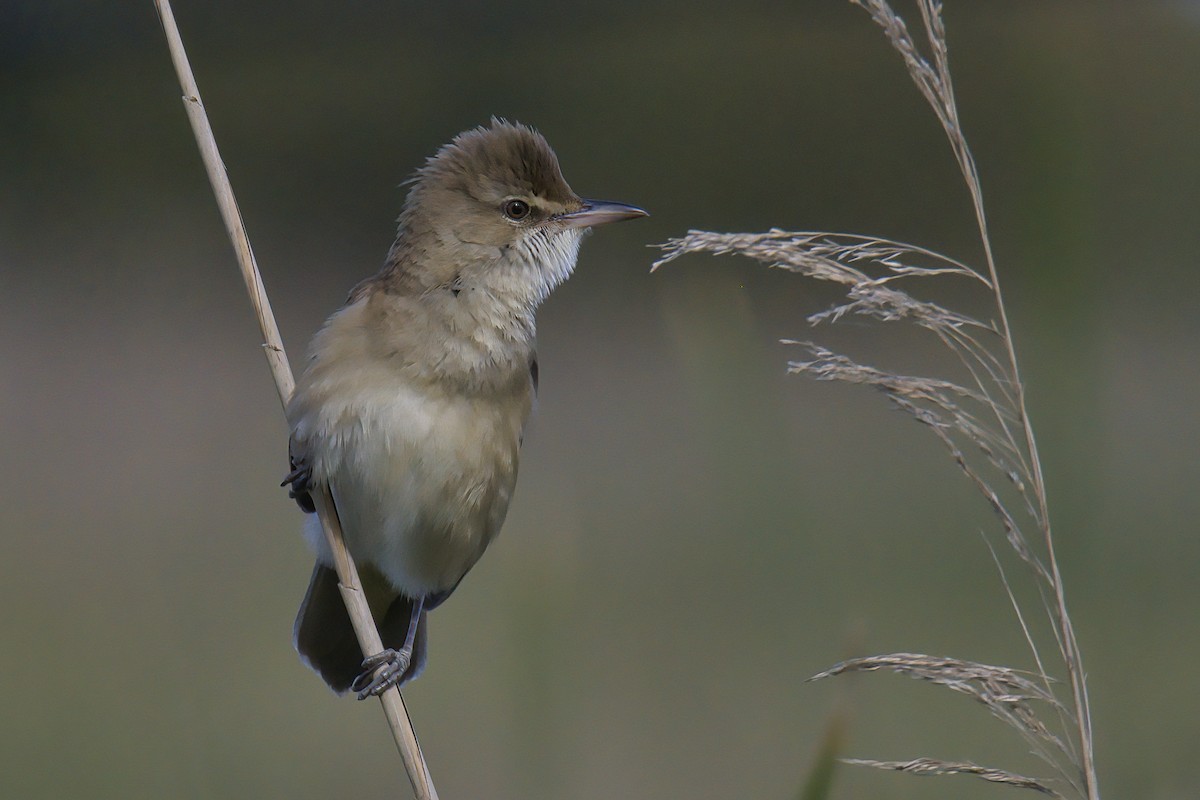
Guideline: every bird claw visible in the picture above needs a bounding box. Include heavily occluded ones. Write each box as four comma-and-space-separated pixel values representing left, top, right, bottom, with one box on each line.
351, 648, 411, 700
281, 457, 316, 513
281, 462, 311, 491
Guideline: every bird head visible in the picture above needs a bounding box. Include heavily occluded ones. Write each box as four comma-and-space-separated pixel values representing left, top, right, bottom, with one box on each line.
391, 119, 647, 309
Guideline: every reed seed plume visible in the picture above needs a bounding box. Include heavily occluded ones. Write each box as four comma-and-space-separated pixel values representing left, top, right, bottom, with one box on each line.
655, 2, 1099, 798
810, 654, 1074, 784
842, 758, 1062, 797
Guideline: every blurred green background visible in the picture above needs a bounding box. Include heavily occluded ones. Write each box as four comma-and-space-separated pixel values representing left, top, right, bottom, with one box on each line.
2, 1, 1197, 798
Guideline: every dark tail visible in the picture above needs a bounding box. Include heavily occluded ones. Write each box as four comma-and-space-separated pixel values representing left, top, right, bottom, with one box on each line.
293, 564, 428, 693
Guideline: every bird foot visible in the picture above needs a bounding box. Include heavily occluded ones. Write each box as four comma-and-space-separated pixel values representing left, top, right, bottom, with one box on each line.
281, 457, 315, 513
351, 648, 411, 700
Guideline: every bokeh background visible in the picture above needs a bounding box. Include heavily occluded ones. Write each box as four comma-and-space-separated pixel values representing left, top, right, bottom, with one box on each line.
2, 1, 1197, 798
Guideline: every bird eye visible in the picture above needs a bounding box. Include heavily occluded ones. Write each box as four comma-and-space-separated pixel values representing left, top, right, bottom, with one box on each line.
502, 199, 531, 221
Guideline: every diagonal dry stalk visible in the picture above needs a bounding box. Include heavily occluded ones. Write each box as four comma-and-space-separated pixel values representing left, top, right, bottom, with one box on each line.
655, 2, 1098, 798
152, 3, 437, 798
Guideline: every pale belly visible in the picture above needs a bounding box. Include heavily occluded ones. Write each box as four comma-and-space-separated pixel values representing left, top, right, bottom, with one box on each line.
299, 382, 525, 598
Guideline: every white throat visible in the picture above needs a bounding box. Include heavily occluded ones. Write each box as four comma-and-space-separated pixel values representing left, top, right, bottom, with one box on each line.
509, 227, 586, 308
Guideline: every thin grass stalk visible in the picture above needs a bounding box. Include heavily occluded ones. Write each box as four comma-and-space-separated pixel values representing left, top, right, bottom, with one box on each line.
653, 3, 1100, 795
152, 3, 437, 797
887, 2, 1099, 794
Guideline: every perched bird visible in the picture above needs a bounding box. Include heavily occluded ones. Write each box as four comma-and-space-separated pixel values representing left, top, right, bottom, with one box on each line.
282, 119, 646, 697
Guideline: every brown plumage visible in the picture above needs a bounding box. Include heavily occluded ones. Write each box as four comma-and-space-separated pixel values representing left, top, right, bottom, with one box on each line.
284, 119, 646, 696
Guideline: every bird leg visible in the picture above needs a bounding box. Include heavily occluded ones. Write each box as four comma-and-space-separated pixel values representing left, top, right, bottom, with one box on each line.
351, 595, 424, 699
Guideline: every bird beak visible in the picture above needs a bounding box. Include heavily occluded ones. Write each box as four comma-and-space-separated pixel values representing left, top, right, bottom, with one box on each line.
557, 199, 649, 228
